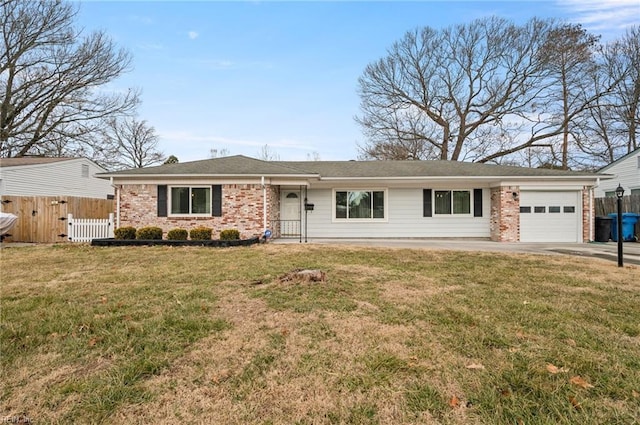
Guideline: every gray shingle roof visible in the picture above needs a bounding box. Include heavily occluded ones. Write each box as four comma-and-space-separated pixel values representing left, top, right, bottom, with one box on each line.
99, 155, 603, 178
275, 160, 599, 178
100, 155, 314, 176
0, 157, 77, 168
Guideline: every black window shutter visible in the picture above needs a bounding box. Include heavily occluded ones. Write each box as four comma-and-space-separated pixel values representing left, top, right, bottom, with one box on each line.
473, 188, 483, 217
423, 189, 432, 217
157, 185, 167, 217
212, 185, 222, 217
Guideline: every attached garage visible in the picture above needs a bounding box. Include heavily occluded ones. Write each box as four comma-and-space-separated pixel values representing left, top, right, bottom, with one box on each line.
519, 191, 582, 242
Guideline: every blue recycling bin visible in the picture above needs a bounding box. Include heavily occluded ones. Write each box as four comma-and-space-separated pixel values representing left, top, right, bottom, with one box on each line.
609, 213, 640, 242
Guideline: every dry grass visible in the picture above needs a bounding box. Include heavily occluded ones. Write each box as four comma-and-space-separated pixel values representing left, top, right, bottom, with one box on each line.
1, 243, 639, 424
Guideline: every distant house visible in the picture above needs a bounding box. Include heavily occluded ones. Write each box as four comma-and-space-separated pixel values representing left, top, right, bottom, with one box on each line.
0, 157, 115, 243
99, 155, 612, 243
0, 157, 113, 199
595, 148, 640, 198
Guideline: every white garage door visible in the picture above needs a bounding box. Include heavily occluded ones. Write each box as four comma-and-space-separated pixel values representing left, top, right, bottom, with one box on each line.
519, 191, 581, 242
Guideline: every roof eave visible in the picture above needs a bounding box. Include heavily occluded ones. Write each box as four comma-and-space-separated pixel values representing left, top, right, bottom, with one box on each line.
319, 174, 609, 181
99, 173, 320, 179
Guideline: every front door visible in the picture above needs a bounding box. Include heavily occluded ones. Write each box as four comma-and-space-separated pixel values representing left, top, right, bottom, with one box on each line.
280, 191, 301, 236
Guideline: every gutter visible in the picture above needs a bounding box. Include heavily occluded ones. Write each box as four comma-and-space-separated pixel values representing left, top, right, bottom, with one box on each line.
318, 174, 614, 181
96, 173, 320, 179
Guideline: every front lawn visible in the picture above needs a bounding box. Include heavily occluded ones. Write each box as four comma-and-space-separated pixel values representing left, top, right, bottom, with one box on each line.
1, 244, 638, 424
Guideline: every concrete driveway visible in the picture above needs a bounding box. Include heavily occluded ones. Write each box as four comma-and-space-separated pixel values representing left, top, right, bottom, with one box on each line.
274, 238, 640, 266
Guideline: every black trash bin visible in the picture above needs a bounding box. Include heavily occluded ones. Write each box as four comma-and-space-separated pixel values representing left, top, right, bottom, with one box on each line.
595, 216, 612, 242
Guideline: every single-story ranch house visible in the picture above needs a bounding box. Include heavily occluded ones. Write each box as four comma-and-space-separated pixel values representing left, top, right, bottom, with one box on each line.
99, 155, 612, 243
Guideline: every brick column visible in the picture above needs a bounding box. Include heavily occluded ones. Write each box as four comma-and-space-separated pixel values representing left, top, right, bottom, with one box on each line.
582, 186, 592, 242
490, 186, 520, 242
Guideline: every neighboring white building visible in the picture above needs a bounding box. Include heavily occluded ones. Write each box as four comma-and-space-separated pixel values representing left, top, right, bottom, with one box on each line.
0, 157, 114, 199
595, 148, 640, 198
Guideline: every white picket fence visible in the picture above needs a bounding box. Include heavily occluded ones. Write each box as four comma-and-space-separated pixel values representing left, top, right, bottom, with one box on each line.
67, 213, 114, 242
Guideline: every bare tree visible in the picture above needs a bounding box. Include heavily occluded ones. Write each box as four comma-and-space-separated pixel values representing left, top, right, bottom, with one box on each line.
613, 26, 640, 154
571, 26, 639, 167
257, 144, 280, 161
535, 24, 600, 169
209, 147, 230, 158
0, 0, 138, 158
98, 117, 164, 169
306, 151, 321, 161
356, 17, 558, 162
356, 17, 622, 167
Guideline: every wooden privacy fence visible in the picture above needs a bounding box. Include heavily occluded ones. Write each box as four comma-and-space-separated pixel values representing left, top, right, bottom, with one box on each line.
595, 194, 640, 217
0, 195, 114, 243
67, 213, 114, 242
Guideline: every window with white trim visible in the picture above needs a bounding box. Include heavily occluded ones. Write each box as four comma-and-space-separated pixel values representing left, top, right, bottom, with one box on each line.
434, 190, 471, 215
335, 190, 385, 220
170, 186, 211, 215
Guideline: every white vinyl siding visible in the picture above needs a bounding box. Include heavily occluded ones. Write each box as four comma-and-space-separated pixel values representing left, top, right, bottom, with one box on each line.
595, 150, 640, 197
306, 188, 490, 238
519, 191, 581, 242
0, 159, 113, 199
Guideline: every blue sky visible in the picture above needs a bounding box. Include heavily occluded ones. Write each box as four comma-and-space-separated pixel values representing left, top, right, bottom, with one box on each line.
76, 0, 640, 162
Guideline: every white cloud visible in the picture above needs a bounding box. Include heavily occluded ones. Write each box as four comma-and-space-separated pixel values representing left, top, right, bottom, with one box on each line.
127, 15, 153, 25
560, 0, 639, 39
137, 43, 163, 51
191, 58, 274, 71
198, 59, 235, 70
188, 31, 199, 40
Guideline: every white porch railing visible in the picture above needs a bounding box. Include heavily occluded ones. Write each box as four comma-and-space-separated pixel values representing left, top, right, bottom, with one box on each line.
67, 213, 114, 242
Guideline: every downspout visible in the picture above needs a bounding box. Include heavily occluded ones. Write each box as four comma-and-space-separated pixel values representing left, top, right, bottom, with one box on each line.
304, 185, 308, 243
262, 176, 267, 235
590, 178, 600, 242
583, 187, 595, 242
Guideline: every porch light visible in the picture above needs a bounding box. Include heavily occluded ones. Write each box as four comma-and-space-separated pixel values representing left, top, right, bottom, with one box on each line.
615, 184, 624, 199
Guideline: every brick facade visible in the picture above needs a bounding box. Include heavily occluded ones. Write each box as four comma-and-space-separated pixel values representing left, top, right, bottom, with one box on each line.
490, 186, 520, 242
117, 183, 276, 239
118, 183, 594, 243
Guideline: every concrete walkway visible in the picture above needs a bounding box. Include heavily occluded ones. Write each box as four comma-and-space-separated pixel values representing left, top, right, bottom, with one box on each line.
273, 238, 640, 266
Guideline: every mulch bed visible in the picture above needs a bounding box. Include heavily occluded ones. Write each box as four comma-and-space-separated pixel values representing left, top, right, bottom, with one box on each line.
91, 236, 261, 247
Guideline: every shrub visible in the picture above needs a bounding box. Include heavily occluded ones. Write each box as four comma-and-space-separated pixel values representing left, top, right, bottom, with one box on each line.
220, 229, 240, 240
114, 226, 136, 240
166, 228, 188, 240
189, 226, 212, 240
136, 226, 163, 240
